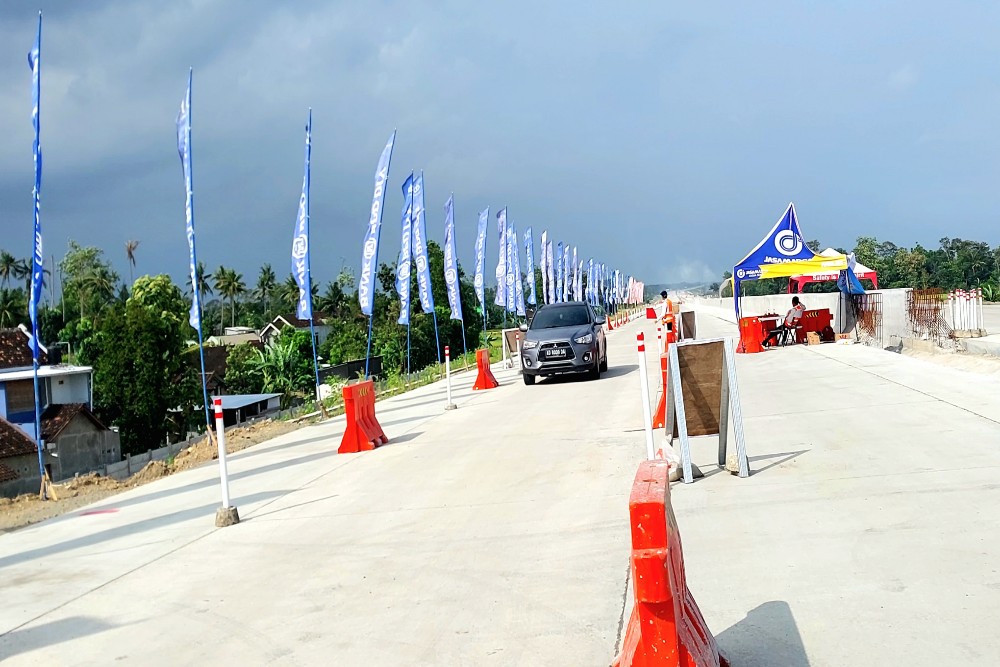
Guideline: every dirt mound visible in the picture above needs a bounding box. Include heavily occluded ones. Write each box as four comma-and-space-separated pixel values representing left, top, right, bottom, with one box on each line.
129, 460, 170, 486
61, 472, 122, 492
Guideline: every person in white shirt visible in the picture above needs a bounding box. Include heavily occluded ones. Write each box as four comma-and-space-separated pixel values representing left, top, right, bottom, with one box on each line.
762, 296, 805, 348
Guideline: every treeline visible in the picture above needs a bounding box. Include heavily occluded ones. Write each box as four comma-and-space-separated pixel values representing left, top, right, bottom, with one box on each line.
0, 239, 510, 455
712, 236, 1000, 299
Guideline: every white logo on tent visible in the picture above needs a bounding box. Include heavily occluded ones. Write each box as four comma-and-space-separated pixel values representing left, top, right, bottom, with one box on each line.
774, 230, 802, 256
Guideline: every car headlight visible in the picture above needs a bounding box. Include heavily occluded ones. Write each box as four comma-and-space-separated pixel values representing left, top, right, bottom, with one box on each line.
573, 333, 593, 344
522, 340, 538, 349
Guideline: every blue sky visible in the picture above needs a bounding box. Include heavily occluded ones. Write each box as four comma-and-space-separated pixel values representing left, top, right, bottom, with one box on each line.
1, 1, 999, 288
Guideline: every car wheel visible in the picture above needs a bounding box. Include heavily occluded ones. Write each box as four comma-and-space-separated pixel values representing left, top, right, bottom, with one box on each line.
589, 361, 600, 380
523, 373, 536, 385
599, 354, 608, 372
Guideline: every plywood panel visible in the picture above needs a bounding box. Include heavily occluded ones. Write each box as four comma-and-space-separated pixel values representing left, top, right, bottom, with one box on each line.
673, 341, 723, 437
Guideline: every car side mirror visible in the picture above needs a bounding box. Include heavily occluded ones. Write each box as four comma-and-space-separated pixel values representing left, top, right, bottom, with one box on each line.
518, 323, 528, 332
595, 316, 606, 325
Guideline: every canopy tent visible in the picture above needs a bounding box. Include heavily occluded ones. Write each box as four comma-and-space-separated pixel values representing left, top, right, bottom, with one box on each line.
731, 203, 846, 315
788, 248, 878, 292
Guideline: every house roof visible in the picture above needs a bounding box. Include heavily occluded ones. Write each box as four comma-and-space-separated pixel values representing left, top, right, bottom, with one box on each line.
0, 416, 38, 460
0, 364, 92, 382
41, 403, 109, 441
265, 313, 328, 331
219, 393, 281, 410
0, 460, 18, 482
0, 328, 48, 370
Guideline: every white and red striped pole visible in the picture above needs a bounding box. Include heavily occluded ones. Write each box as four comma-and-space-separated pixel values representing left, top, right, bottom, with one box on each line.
657, 324, 663, 355
212, 397, 239, 526
637, 332, 655, 460
445, 345, 456, 410
515, 332, 522, 369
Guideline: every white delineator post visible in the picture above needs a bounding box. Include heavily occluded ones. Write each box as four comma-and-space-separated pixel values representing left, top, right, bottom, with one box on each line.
637, 332, 655, 460
444, 345, 456, 410
657, 324, 663, 355
515, 332, 522, 370
212, 397, 239, 526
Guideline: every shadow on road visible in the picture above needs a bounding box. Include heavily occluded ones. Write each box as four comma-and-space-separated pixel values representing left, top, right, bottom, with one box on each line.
0, 616, 123, 659
537, 364, 639, 384
715, 600, 811, 666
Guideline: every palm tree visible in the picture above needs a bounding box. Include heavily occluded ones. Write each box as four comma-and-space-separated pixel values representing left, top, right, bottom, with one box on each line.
277, 274, 299, 314
0, 251, 16, 288
125, 240, 140, 285
214, 266, 246, 329
12, 258, 31, 291
254, 263, 277, 321
0, 289, 25, 327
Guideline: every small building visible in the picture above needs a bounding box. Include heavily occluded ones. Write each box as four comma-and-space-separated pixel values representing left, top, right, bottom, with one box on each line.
0, 327, 120, 497
218, 393, 281, 427
260, 313, 330, 347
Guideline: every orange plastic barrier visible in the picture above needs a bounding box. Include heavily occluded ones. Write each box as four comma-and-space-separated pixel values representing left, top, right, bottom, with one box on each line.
613, 461, 730, 667
472, 348, 499, 390
736, 316, 764, 354
652, 352, 669, 429
338, 379, 388, 454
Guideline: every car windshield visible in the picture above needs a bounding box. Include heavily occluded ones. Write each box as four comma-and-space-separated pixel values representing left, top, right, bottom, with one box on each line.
530, 305, 591, 329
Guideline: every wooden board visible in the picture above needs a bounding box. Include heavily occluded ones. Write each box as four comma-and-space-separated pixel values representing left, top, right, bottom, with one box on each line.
672, 340, 724, 437
680, 311, 697, 340
806, 332, 821, 345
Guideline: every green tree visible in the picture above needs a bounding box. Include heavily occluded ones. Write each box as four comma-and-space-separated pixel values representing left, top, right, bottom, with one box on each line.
0, 251, 16, 288
60, 241, 120, 321
254, 263, 277, 321
125, 240, 140, 286
251, 329, 315, 407
215, 266, 246, 328
80, 275, 196, 454
0, 288, 26, 327
224, 343, 265, 395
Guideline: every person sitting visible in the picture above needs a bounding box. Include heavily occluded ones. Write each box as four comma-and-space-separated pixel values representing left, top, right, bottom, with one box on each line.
762, 296, 806, 348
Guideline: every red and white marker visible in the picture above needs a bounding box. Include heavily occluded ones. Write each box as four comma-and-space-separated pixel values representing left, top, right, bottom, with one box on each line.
444, 345, 456, 410
212, 397, 232, 509
636, 332, 655, 460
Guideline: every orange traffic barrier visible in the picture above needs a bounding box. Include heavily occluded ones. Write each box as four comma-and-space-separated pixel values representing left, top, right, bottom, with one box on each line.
614, 460, 729, 667
652, 352, 669, 430
338, 379, 388, 454
646, 307, 657, 319
472, 348, 499, 390
737, 317, 764, 354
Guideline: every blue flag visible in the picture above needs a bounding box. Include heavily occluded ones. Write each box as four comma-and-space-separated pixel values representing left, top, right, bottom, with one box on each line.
510, 222, 525, 316
411, 172, 434, 314
524, 227, 536, 306
291, 110, 313, 320
577, 259, 583, 302
505, 215, 516, 313
359, 131, 396, 316
546, 241, 555, 304
588, 258, 594, 304
27, 14, 43, 352
395, 174, 414, 325
495, 208, 507, 307
539, 230, 548, 305
443, 194, 462, 321
175, 70, 202, 332
555, 242, 563, 302
474, 207, 488, 311
572, 246, 578, 300
562, 243, 570, 302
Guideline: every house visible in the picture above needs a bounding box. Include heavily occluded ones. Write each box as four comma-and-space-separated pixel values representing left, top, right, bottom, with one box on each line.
259, 313, 330, 347
218, 393, 281, 427
206, 326, 261, 347
0, 327, 120, 497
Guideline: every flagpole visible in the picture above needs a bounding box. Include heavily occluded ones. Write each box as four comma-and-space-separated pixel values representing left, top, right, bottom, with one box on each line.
432, 310, 442, 365
180, 69, 214, 438
302, 110, 323, 404
28, 12, 46, 493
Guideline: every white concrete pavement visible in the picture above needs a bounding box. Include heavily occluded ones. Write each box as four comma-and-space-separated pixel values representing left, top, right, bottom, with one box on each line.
0, 320, 651, 666
672, 308, 1000, 667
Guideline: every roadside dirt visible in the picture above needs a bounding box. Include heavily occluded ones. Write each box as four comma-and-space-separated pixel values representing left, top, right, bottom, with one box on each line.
0, 417, 302, 534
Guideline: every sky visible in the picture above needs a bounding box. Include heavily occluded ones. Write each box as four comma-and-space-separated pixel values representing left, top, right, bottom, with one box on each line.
2, 1, 1000, 290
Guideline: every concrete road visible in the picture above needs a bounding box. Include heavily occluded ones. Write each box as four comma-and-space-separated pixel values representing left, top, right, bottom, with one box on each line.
674, 311, 1000, 666
0, 319, 651, 666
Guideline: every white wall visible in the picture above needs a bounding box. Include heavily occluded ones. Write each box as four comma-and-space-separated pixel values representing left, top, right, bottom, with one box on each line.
49, 372, 91, 406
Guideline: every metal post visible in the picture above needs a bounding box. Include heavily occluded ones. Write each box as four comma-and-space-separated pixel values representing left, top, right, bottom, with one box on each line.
637, 332, 655, 460
445, 345, 456, 410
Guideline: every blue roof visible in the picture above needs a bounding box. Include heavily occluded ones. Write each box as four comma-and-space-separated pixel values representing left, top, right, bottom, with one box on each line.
219, 393, 281, 410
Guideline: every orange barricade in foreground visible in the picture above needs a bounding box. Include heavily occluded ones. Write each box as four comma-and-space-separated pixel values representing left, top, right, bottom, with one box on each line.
614, 460, 729, 667
338, 379, 388, 454
472, 348, 499, 390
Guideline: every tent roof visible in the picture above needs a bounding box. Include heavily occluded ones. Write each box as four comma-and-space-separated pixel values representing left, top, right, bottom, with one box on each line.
790, 248, 875, 280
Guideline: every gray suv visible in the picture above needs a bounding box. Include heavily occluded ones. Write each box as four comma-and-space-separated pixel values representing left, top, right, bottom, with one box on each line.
518, 302, 607, 385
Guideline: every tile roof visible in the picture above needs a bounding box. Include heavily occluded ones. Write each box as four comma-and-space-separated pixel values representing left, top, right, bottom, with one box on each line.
41, 403, 109, 441
0, 461, 18, 482
0, 416, 38, 460
0, 328, 48, 370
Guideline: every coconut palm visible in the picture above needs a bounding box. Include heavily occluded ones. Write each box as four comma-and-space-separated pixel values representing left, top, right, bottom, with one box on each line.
125, 240, 140, 285
254, 263, 277, 321
0, 288, 26, 327
0, 251, 16, 288
214, 266, 246, 328
12, 258, 31, 290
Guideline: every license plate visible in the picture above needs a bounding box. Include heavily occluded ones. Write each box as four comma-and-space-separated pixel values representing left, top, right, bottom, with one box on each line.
547, 349, 566, 358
